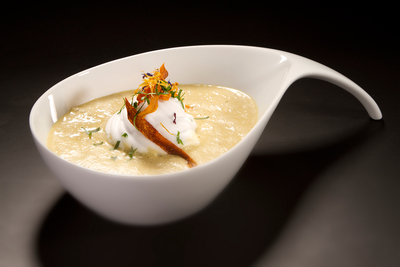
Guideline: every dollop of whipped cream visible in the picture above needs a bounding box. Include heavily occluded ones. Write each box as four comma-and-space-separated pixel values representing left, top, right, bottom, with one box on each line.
106, 97, 198, 154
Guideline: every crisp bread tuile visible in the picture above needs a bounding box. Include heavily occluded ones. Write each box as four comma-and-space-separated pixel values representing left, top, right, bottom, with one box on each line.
124, 97, 197, 168
159, 63, 168, 79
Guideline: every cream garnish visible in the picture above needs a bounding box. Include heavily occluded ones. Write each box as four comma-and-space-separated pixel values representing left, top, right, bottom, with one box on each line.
105, 97, 198, 154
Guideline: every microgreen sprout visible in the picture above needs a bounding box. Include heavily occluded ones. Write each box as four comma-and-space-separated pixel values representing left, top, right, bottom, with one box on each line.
194, 116, 210, 120
127, 146, 137, 160
82, 127, 100, 139
132, 102, 145, 130
172, 89, 185, 109
110, 140, 120, 150
176, 131, 184, 145
117, 99, 126, 114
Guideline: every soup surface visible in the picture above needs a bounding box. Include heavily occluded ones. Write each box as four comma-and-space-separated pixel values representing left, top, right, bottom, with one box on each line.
47, 84, 258, 175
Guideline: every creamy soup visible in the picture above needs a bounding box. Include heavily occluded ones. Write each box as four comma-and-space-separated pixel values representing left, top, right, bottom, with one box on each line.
47, 84, 258, 175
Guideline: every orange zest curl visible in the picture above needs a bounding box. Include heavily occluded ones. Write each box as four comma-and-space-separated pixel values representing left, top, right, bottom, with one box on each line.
124, 98, 197, 168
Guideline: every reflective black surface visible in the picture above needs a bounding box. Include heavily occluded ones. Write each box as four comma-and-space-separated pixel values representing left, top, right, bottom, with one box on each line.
1, 4, 399, 267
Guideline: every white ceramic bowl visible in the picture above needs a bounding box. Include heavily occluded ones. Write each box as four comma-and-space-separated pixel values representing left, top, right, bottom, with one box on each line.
29, 45, 382, 225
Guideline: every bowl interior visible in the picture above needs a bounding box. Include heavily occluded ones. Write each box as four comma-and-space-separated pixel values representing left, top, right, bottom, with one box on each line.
30, 45, 291, 146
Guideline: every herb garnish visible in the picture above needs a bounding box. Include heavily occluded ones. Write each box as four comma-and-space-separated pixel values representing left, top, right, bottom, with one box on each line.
132, 102, 144, 130
82, 127, 100, 138
122, 133, 128, 138
110, 140, 120, 150
176, 131, 184, 145
194, 116, 210, 120
127, 146, 137, 160
93, 141, 104, 146
171, 89, 185, 109
117, 99, 126, 114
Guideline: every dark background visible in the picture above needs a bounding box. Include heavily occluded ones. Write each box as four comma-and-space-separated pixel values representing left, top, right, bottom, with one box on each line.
1, 3, 399, 267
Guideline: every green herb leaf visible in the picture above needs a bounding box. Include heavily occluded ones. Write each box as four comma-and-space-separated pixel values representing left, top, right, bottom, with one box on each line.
194, 116, 210, 120
82, 127, 100, 139
176, 131, 184, 145
141, 96, 150, 105
93, 141, 104, 146
117, 98, 126, 114
170, 88, 185, 109
127, 146, 137, 160
172, 89, 185, 109
110, 140, 120, 150
122, 133, 128, 138
132, 103, 144, 130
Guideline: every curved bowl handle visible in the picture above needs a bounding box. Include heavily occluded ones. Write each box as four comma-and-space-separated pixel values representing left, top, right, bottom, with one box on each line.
281, 52, 382, 120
